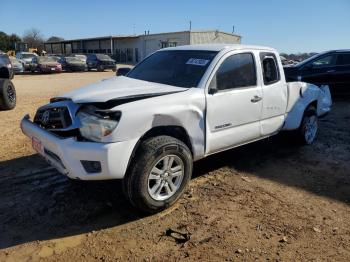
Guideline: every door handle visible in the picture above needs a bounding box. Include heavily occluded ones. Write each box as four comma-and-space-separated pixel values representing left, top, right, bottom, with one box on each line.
251, 95, 262, 103
327, 70, 335, 73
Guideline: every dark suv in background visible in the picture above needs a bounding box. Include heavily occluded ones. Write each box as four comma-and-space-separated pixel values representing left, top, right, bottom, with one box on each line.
86, 54, 116, 72
0, 52, 16, 110
284, 50, 350, 95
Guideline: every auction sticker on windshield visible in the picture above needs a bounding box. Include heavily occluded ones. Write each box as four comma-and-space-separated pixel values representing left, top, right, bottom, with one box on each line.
186, 58, 210, 66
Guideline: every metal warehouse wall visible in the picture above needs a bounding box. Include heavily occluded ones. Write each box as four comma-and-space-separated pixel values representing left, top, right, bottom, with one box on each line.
44, 30, 241, 64
190, 31, 241, 45
140, 31, 190, 57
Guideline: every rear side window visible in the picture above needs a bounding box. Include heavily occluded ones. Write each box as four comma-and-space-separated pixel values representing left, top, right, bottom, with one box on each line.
213, 53, 257, 91
336, 53, 350, 66
260, 53, 280, 85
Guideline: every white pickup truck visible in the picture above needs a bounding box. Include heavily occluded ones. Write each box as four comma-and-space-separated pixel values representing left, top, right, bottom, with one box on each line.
21, 44, 332, 213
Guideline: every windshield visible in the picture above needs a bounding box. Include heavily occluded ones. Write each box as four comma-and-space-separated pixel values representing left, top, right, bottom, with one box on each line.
66, 57, 81, 63
96, 54, 112, 60
38, 57, 56, 63
127, 50, 218, 88
22, 53, 36, 59
74, 55, 86, 59
49, 56, 60, 61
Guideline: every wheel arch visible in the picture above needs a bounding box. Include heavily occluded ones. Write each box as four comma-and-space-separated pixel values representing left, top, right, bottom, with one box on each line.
0, 67, 10, 79
283, 99, 318, 130
126, 125, 194, 172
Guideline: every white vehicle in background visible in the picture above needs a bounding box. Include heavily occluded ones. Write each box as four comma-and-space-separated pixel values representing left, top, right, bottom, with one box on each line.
21, 44, 332, 213
68, 54, 87, 63
16, 52, 38, 71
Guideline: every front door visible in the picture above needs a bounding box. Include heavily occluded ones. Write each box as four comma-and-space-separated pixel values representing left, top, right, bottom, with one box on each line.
205, 52, 263, 155
300, 53, 337, 86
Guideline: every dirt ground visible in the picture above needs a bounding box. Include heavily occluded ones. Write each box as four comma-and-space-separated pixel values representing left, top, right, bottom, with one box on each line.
0, 72, 349, 261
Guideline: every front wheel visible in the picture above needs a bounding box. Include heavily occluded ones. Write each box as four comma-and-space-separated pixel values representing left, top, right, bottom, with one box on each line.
298, 106, 318, 145
123, 136, 193, 213
97, 65, 104, 72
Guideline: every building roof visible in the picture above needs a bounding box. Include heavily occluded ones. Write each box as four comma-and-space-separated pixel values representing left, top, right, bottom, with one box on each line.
45, 30, 241, 44
46, 35, 138, 44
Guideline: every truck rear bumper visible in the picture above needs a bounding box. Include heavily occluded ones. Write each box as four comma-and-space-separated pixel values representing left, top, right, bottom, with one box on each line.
20, 115, 138, 180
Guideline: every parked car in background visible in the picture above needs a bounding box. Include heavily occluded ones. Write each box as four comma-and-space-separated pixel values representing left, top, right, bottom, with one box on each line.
0, 53, 16, 110
58, 56, 88, 72
9, 57, 24, 74
29, 56, 62, 73
21, 44, 332, 213
284, 50, 350, 95
16, 52, 38, 71
68, 54, 87, 63
86, 54, 116, 71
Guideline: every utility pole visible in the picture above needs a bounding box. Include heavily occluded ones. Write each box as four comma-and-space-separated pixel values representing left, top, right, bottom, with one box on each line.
189, 21, 192, 31
232, 25, 235, 33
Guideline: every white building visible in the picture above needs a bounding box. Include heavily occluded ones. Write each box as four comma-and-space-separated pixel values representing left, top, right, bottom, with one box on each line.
44, 30, 241, 64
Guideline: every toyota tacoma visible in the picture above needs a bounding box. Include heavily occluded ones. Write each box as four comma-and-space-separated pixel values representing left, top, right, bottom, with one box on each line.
21, 44, 332, 213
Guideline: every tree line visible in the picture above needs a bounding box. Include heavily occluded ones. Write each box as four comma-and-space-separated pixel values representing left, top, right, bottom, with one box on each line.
0, 28, 64, 53
280, 52, 318, 62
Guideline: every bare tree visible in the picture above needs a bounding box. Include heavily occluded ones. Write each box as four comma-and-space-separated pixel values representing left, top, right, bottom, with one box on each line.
47, 36, 64, 42
23, 28, 45, 50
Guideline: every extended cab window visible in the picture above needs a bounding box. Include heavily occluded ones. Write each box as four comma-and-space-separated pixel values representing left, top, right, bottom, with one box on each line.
211, 53, 256, 91
261, 53, 280, 85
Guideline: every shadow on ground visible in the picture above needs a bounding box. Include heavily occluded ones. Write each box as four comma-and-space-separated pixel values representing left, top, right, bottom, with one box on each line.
0, 100, 349, 249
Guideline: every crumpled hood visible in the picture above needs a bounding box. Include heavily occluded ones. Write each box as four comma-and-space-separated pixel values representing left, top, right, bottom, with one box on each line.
62, 76, 186, 103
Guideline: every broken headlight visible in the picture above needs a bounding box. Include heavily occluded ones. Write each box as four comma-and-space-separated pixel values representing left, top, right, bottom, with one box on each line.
77, 110, 121, 142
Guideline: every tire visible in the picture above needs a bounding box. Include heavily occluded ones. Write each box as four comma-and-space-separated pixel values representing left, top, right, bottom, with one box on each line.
0, 79, 16, 110
123, 135, 193, 213
297, 106, 318, 145
97, 65, 104, 72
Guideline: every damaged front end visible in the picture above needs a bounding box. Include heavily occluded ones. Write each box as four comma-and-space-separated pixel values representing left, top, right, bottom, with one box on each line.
33, 99, 122, 142
33, 99, 81, 138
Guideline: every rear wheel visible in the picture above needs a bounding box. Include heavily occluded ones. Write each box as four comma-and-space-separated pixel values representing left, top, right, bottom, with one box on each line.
123, 136, 193, 213
298, 106, 318, 145
0, 79, 16, 110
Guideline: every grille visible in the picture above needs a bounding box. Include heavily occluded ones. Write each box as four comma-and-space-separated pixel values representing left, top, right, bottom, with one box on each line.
34, 106, 72, 130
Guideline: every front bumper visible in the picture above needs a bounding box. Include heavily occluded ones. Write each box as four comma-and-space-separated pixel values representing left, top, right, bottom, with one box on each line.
101, 64, 116, 69
41, 67, 62, 73
21, 115, 138, 180
67, 65, 87, 71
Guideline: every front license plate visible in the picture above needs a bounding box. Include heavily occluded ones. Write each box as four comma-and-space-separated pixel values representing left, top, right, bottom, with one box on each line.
32, 137, 44, 154
51, 68, 55, 71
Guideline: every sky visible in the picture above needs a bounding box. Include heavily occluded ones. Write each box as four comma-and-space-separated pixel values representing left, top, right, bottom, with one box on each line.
1, 0, 349, 54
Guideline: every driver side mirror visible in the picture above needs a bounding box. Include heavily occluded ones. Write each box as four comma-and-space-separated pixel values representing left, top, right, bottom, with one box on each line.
116, 67, 131, 76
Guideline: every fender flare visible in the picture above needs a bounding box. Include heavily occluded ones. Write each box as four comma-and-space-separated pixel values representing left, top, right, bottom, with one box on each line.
283, 99, 317, 130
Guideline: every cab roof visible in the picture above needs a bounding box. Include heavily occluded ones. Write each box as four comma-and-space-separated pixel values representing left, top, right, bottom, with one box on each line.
162, 44, 276, 53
